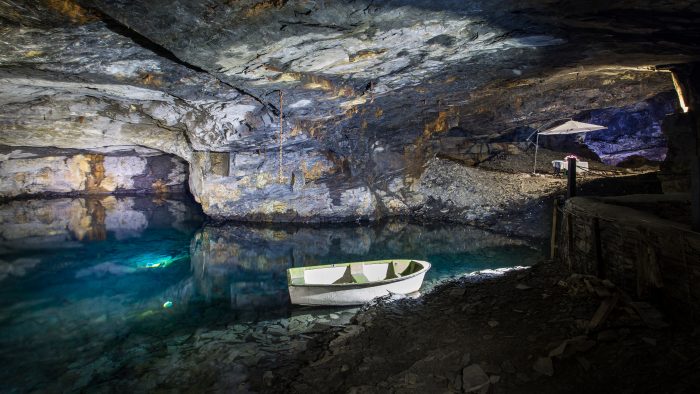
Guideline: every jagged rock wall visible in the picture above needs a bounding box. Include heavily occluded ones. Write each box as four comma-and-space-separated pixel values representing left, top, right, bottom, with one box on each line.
0, 147, 186, 198
187, 150, 377, 222
1, 0, 699, 222
539, 92, 678, 165
582, 93, 677, 165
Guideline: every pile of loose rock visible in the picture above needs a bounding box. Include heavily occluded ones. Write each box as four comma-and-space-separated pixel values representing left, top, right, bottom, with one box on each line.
259, 261, 700, 393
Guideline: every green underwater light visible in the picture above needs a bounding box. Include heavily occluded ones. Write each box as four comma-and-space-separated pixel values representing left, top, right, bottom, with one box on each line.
131, 252, 188, 269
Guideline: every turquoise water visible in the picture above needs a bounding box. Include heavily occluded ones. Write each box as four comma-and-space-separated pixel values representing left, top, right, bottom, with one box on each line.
0, 196, 544, 392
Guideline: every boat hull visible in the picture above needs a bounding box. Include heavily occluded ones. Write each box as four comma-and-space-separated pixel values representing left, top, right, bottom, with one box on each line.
289, 270, 428, 306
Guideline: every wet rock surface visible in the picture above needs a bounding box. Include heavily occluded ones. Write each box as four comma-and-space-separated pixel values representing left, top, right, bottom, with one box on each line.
261, 262, 700, 393
1, 0, 698, 221
0, 146, 187, 198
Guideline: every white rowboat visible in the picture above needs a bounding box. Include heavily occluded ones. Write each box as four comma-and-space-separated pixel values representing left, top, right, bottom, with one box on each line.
287, 259, 431, 306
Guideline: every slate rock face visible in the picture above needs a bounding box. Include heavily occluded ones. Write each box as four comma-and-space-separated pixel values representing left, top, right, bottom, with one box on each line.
1, 0, 699, 221
541, 92, 678, 165
0, 146, 187, 198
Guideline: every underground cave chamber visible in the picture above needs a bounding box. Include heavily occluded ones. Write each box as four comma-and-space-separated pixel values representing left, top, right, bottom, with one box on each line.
1, 0, 700, 392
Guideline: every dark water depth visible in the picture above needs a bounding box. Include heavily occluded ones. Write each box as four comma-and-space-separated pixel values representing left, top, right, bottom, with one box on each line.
0, 196, 544, 392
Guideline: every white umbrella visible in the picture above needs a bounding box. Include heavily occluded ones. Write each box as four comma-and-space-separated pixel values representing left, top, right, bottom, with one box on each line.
531, 120, 607, 174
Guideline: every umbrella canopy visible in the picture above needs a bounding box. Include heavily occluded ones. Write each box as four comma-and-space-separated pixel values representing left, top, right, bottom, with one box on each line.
539, 120, 607, 135
530, 119, 606, 174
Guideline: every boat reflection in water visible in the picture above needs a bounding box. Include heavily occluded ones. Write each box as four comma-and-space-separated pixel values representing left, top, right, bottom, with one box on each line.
190, 228, 292, 313
0, 196, 544, 392
188, 220, 544, 314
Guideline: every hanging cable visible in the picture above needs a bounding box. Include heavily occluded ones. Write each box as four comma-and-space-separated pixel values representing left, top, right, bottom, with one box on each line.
278, 90, 284, 182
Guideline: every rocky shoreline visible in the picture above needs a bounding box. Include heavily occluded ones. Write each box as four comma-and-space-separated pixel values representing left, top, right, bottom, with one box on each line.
255, 261, 700, 393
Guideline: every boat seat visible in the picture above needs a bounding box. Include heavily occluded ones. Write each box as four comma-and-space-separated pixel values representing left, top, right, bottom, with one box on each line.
399, 260, 419, 276
351, 263, 370, 284
332, 264, 370, 284
332, 265, 355, 284
385, 262, 398, 280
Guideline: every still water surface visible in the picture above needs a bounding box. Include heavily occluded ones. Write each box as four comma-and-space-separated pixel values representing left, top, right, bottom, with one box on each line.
0, 196, 544, 392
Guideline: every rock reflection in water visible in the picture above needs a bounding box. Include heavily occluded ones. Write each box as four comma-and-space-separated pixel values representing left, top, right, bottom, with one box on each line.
0, 195, 205, 392
189, 220, 543, 311
0, 197, 544, 392
0, 196, 200, 251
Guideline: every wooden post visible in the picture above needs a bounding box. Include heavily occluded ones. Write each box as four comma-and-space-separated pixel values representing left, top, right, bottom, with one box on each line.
692, 155, 700, 232
550, 199, 558, 260
567, 212, 574, 270
567, 157, 577, 199
692, 110, 700, 231
593, 217, 604, 278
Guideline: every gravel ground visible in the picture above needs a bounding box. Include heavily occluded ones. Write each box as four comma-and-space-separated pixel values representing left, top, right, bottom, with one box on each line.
254, 261, 700, 393
477, 147, 625, 174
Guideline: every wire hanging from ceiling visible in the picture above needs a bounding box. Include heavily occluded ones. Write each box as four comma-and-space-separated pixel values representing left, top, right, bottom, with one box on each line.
278, 90, 284, 183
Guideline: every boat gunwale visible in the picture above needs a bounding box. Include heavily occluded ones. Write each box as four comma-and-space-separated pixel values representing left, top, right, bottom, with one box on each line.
286, 259, 431, 288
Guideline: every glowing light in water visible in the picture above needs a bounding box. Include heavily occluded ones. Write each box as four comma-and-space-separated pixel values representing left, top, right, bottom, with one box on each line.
130, 252, 188, 269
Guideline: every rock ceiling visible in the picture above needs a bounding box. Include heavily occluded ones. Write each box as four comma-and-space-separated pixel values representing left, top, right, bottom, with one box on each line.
3, 1, 699, 149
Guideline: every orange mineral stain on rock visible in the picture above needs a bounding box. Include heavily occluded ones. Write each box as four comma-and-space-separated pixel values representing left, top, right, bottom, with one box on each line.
424, 110, 450, 135
85, 199, 107, 241
67, 198, 107, 241
85, 154, 107, 193
140, 72, 163, 87
241, 0, 288, 18
44, 0, 99, 24
151, 179, 170, 194
302, 75, 336, 91
349, 48, 387, 63
301, 161, 332, 182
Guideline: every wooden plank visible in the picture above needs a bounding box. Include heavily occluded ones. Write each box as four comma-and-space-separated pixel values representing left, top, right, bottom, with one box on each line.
588, 293, 620, 331
567, 157, 577, 199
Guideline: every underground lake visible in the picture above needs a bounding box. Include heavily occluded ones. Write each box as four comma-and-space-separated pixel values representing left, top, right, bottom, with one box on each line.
3, 0, 700, 391
0, 196, 545, 392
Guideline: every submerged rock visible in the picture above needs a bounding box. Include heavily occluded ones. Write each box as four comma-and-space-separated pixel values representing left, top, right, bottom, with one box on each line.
462, 364, 490, 393
533, 357, 554, 377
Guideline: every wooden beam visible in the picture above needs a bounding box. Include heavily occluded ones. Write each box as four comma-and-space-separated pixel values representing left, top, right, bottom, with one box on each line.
567, 157, 577, 199
692, 110, 700, 231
